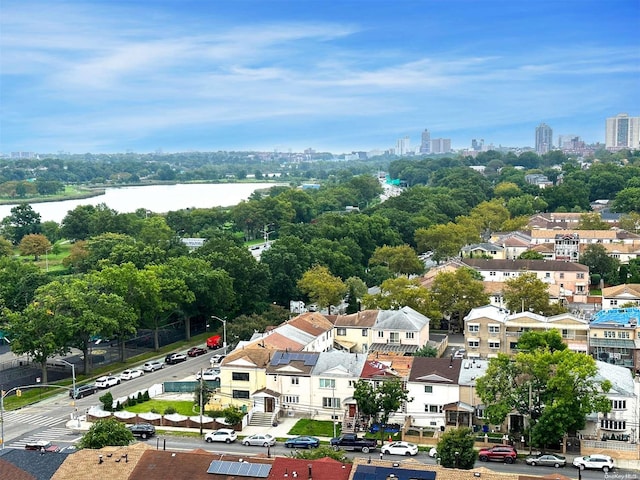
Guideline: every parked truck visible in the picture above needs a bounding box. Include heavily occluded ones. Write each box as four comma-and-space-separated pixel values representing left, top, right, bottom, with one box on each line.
330, 433, 377, 453
206, 334, 222, 349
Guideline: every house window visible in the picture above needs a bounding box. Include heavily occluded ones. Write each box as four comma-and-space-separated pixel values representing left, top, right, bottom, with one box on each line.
545, 272, 551, 278
488, 325, 500, 334
468, 324, 479, 333
424, 386, 433, 393
577, 273, 585, 279
504, 272, 510, 277
336, 328, 346, 336
348, 380, 357, 388
618, 331, 630, 339
291, 377, 300, 385
468, 340, 479, 348
283, 395, 299, 404
362, 329, 368, 337
319, 378, 336, 389
489, 271, 496, 276
406, 332, 414, 339
611, 300, 618, 306
576, 285, 585, 293
232, 372, 250, 381
322, 397, 340, 408
559, 273, 564, 279
612, 400, 627, 410
232, 390, 250, 399
423, 405, 440, 413
475, 406, 486, 418
377, 331, 384, 338
600, 419, 626, 430
489, 341, 500, 349
389, 332, 400, 344
493, 296, 501, 303
604, 331, 616, 339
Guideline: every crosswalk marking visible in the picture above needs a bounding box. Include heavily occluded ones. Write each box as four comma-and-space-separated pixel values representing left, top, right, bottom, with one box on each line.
1, 412, 66, 428
6, 427, 82, 449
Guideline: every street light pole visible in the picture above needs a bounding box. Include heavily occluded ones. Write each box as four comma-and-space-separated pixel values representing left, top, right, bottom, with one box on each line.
199, 367, 204, 436
58, 359, 78, 427
332, 383, 337, 438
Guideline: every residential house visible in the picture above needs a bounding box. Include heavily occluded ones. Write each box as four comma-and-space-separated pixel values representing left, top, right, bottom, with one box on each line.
463, 305, 589, 359
370, 307, 430, 355
528, 212, 582, 229
458, 258, 589, 303
593, 243, 640, 265
601, 285, 640, 310
406, 357, 462, 429
458, 358, 490, 431
581, 361, 640, 444
460, 243, 505, 260
589, 307, 640, 372
263, 351, 320, 417
333, 310, 379, 353
530, 229, 638, 246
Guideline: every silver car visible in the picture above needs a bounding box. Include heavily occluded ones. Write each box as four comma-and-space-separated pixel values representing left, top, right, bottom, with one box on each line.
242, 434, 276, 447
142, 360, 164, 372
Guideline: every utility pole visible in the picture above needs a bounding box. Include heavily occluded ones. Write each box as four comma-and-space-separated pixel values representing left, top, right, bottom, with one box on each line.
199, 367, 204, 436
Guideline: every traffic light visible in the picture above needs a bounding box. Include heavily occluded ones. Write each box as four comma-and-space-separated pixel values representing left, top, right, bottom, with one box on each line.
16, 389, 21, 397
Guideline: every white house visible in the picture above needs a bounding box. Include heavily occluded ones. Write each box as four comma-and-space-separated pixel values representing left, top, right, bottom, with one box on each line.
370, 307, 431, 355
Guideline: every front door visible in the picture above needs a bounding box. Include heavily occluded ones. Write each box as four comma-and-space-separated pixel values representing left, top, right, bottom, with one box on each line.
265, 397, 274, 413
349, 404, 356, 417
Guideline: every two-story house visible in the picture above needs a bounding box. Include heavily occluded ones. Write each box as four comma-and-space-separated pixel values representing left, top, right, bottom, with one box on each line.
332, 310, 379, 353
460, 243, 505, 260
264, 351, 320, 417
589, 307, 640, 371
601, 285, 640, 310
370, 307, 430, 355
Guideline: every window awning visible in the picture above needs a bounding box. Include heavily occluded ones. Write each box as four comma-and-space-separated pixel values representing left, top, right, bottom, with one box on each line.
567, 342, 588, 351
590, 338, 635, 348
334, 339, 357, 351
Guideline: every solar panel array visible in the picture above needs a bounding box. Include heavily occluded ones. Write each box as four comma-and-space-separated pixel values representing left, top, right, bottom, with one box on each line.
207, 460, 271, 478
271, 351, 319, 366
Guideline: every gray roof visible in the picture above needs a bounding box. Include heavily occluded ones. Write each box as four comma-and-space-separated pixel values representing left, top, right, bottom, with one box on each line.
273, 324, 316, 345
593, 360, 636, 397
461, 243, 504, 253
311, 350, 367, 377
374, 306, 430, 331
0, 448, 74, 480
458, 359, 489, 385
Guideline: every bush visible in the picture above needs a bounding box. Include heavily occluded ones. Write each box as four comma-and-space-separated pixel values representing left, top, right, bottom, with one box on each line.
128, 396, 137, 406
115, 401, 122, 411
99, 391, 114, 412
78, 418, 134, 449
150, 407, 159, 414
137, 392, 143, 403
143, 390, 150, 401
164, 406, 177, 415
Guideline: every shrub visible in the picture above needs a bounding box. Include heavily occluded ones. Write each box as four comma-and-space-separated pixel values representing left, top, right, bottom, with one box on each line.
99, 391, 114, 412
164, 406, 177, 415
128, 396, 137, 406
115, 400, 122, 411
143, 390, 150, 401
137, 392, 143, 402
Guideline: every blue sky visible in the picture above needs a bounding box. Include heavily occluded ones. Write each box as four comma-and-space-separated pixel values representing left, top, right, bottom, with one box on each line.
1, 0, 639, 155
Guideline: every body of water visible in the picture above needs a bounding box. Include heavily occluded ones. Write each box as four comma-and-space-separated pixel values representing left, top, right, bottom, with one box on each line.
0, 183, 280, 224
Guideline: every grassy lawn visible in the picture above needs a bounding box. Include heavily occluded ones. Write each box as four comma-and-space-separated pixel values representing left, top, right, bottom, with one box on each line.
288, 419, 341, 437
123, 400, 197, 416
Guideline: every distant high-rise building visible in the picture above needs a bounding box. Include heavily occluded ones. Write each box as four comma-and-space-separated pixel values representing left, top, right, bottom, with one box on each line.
535, 123, 553, 154
472, 138, 484, 151
420, 129, 431, 154
605, 113, 640, 150
396, 136, 411, 155
431, 138, 451, 154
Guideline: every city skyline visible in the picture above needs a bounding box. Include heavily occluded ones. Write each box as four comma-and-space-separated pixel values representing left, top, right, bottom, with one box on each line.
1, 0, 639, 155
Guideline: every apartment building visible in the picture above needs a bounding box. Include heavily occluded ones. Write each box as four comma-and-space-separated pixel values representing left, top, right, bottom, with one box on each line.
589, 307, 640, 372
370, 306, 431, 355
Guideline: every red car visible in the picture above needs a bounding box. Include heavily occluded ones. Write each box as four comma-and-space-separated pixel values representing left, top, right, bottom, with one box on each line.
478, 445, 517, 463
188, 347, 207, 357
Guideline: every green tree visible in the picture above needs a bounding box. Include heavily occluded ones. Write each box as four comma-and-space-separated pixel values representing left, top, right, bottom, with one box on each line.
78, 417, 134, 449
297, 265, 347, 310
195, 380, 214, 409
503, 272, 559, 315
436, 427, 477, 469
0, 203, 42, 244
612, 187, 640, 213
476, 348, 611, 449
100, 391, 114, 411
18, 233, 51, 261
430, 268, 489, 333
580, 244, 620, 285
290, 445, 349, 463
518, 329, 567, 353
413, 344, 438, 357
5, 303, 70, 383
352, 380, 379, 423
577, 212, 610, 230
362, 277, 440, 320
369, 244, 424, 277
415, 222, 478, 262
0, 257, 48, 311
519, 250, 544, 260
222, 405, 245, 426
0, 236, 12, 257
619, 212, 640, 234
377, 379, 412, 443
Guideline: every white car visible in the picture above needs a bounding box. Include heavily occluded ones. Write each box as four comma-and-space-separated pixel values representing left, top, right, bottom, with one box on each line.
242, 434, 276, 447
95, 375, 120, 388
453, 349, 466, 359
572, 454, 614, 472
210, 354, 226, 366
205, 428, 237, 444
196, 368, 220, 381
428, 447, 438, 458
120, 369, 144, 380
142, 360, 164, 372
381, 441, 418, 456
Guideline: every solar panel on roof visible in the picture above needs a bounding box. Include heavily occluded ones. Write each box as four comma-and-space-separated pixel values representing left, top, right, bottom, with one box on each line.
207, 460, 271, 477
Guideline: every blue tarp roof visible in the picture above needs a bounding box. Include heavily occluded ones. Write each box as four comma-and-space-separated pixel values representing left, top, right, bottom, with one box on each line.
591, 307, 640, 325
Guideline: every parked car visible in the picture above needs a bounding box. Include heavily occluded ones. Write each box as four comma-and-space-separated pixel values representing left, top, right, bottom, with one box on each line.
525, 453, 566, 468
205, 428, 237, 444
95, 375, 121, 388
453, 349, 466, 359
142, 360, 164, 372
195, 368, 220, 382
572, 454, 614, 472
381, 441, 418, 456
210, 354, 226, 366
478, 445, 518, 463
165, 353, 187, 365
128, 423, 156, 439
187, 347, 207, 357
24, 440, 60, 453
120, 369, 144, 380
284, 436, 320, 449
428, 447, 438, 458
69, 384, 98, 399
330, 433, 377, 453
242, 434, 276, 447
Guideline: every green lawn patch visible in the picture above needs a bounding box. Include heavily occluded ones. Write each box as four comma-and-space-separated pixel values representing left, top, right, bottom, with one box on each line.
123, 400, 196, 416
288, 419, 341, 437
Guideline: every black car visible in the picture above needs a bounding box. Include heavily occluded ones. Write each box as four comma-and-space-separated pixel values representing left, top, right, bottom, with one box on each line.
128, 423, 156, 439
165, 353, 187, 365
69, 384, 98, 399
